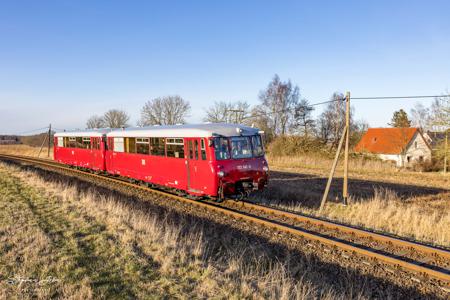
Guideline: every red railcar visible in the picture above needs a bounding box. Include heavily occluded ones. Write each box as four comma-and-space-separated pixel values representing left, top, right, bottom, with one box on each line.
53, 129, 111, 171
54, 124, 269, 200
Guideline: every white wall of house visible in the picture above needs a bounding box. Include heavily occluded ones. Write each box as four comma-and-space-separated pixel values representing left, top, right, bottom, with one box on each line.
376, 133, 431, 167
404, 132, 432, 166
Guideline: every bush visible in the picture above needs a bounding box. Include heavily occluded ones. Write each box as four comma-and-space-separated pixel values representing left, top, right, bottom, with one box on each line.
411, 158, 445, 172
267, 136, 330, 157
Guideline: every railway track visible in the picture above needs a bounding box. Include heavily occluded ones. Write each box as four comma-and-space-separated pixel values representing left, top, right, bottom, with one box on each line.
1, 153, 449, 289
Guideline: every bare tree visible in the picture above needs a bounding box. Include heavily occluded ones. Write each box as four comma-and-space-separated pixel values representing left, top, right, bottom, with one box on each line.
430, 94, 450, 129
294, 98, 315, 137
86, 115, 105, 129
203, 101, 250, 124
317, 93, 349, 147
103, 109, 130, 128
140, 95, 190, 126
410, 103, 431, 131
257, 74, 299, 136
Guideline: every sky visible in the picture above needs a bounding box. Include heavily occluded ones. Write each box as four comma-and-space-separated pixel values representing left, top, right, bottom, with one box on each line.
1, 0, 449, 134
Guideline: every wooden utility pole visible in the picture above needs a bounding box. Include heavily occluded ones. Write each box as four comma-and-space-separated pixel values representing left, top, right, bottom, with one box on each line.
343, 92, 350, 205
47, 124, 52, 158
320, 126, 347, 212
445, 129, 448, 174
37, 133, 47, 158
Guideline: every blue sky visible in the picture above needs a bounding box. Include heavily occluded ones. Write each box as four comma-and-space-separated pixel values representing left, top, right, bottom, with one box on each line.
1, 0, 449, 134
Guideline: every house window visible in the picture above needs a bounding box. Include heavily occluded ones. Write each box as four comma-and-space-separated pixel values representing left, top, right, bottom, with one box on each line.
415, 141, 418, 149
419, 156, 424, 162
136, 138, 150, 154
166, 138, 184, 158
406, 156, 411, 163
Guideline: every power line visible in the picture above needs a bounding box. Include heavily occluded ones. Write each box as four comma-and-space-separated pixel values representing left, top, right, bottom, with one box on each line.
310, 99, 341, 106
351, 95, 450, 100
15, 126, 49, 136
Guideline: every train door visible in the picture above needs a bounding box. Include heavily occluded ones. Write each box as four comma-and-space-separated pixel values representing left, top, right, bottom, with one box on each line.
185, 138, 209, 194
91, 137, 102, 170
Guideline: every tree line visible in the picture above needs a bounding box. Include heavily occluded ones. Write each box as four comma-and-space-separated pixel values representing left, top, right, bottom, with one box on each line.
86, 74, 449, 148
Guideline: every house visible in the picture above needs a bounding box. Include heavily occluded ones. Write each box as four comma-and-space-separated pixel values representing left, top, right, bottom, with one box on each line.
355, 128, 431, 167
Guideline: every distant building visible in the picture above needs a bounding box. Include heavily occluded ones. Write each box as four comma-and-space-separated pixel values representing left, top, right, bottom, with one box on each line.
0, 135, 20, 145
355, 128, 431, 167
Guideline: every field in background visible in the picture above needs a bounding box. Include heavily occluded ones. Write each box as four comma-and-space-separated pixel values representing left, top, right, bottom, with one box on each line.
0, 144, 53, 158
268, 154, 449, 189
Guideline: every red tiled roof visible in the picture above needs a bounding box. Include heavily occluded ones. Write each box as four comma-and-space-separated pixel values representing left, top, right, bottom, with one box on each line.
355, 128, 419, 154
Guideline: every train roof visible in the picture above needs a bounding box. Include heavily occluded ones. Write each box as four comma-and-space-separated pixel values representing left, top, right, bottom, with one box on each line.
107, 123, 260, 138
54, 128, 114, 137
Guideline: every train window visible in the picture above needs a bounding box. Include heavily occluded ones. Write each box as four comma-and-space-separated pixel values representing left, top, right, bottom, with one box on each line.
92, 137, 101, 150
57, 137, 64, 147
167, 138, 184, 158
68, 137, 76, 148
75, 137, 83, 148
125, 137, 136, 153
194, 140, 199, 160
230, 137, 252, 159
188, 140, 194, 159
82, 137, 91, 149
114, 137, 124, 152
251, 135, 264, 157
150, 138, 165, 156
136, 138, 150, 154
214, 138, 230, 160
201, 139, 207, 160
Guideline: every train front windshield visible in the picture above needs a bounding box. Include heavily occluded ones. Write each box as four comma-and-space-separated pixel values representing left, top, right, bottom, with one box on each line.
214, 135, 264, 160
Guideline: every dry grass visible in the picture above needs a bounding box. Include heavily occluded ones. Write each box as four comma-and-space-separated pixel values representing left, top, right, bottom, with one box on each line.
268, 154, 450, 189
0, 162, 357, 299
260, 154, 450, 247
0, 144, 53, 159
267, 188, 450, 247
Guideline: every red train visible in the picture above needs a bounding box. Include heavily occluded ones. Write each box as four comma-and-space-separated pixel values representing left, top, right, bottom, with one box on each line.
54, 123, 269, 200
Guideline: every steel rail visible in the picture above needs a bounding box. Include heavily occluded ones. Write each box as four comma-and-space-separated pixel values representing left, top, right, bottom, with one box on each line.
236, 201, 450, 259
0, 153, 449, 284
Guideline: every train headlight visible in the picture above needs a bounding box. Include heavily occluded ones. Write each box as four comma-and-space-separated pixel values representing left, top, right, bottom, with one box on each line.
262, 166, 269, 172
217, 171, 225, 177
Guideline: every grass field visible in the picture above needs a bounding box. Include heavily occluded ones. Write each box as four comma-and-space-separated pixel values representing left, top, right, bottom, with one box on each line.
0, 144, 53, 158
268, 154, 450, 189
0, 162, 348, 299
262, 155, 450, 247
